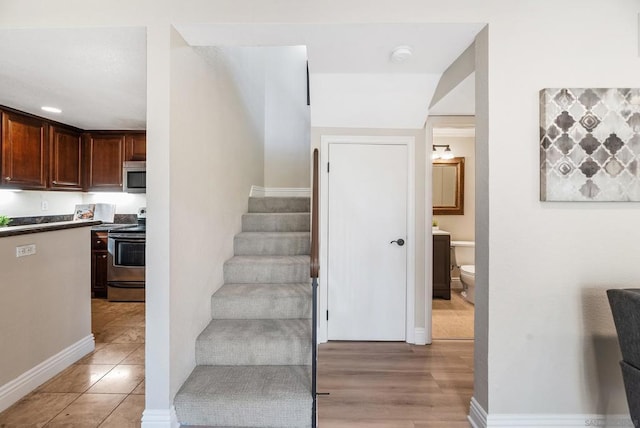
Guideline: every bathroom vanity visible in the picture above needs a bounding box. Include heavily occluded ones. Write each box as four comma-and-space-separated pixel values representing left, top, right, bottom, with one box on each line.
433, 230, 451, 299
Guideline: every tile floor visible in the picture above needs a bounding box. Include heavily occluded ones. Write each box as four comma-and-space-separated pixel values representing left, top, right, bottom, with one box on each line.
432, 290, 475, 339
0, 299, 145, 427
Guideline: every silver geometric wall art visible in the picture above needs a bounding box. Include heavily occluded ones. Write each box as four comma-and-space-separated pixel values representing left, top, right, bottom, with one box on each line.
540, 88, 640, 201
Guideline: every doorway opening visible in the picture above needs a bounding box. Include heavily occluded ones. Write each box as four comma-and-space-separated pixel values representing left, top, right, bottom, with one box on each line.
429, 121, 476, 340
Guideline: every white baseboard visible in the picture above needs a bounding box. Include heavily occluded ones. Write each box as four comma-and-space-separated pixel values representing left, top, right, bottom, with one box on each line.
486, 414, 633, 427
0, 334, 95, 413
469, 397, 488, 428
141, 406, 180, 427
413, 327, 427, 345
250, 186, 311, 198
468, 398, 634, 428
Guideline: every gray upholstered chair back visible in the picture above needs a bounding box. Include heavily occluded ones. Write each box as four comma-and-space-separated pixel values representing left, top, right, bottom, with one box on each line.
607, 288, 640, 428
608, 289, 640, 368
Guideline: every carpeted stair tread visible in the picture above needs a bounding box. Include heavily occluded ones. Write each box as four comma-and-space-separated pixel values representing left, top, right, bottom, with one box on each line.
174, 365, 312, 427
248, 197, 310, 213
242, 212, 310, 232
196, 319, 311, 366
175, 196, 313, 427
234, 232, 311, 256
224, 255, 310, 284
212, 283, 312, 319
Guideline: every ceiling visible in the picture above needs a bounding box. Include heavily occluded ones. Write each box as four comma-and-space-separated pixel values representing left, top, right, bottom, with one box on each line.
177, 22, 482, 128
0, 23, 479, 131
0, 27, 146, 130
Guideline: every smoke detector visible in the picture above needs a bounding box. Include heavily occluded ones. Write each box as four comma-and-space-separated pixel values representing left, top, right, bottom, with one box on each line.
390, 46, 413, 63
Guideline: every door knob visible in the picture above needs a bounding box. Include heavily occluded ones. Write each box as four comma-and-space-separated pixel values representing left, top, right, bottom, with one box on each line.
390, 238, 405, 246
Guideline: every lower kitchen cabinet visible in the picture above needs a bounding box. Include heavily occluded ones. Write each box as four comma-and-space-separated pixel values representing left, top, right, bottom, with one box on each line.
433, 233, 451, 299
91, 231, 108, 298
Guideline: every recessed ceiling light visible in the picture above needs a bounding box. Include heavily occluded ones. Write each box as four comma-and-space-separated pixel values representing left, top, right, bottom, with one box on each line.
41, 106, 62, 114
390, 45, 413, 63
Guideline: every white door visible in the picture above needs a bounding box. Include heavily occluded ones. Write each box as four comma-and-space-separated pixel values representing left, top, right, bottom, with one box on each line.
327, 143, 408, 341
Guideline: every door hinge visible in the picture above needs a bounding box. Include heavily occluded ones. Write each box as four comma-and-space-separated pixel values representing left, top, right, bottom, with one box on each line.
326, 310, 329, 321
327, 162, 330, 173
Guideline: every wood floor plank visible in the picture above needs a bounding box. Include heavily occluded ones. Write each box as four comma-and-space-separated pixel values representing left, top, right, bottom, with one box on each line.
318, 340, 473, 426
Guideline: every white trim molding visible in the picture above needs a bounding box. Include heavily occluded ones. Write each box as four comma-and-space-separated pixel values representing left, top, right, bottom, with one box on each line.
413, 328, 427, 345
486, 414, 634, 427
141, 406, 180, 428
432, 126, 476, 138
468, 397, 488, 428
249, 186, 311, 198
0, 334, 95, 413
468, 398, 634, 428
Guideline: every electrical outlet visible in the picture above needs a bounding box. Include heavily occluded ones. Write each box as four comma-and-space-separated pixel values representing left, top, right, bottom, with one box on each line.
16, 244, 36, 257
41, 200, 48, 211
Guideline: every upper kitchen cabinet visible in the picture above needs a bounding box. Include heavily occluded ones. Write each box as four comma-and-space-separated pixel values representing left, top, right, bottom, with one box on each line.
85, 133, 125, 191
49, 126, 83, 190
125, 132, 146, 161
1, 111, 49, 189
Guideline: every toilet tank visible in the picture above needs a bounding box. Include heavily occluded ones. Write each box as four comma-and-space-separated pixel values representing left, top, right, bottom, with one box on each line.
451, 240, 475, 266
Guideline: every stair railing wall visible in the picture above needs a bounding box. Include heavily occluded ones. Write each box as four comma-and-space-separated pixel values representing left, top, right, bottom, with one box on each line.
311, 148, 319, 428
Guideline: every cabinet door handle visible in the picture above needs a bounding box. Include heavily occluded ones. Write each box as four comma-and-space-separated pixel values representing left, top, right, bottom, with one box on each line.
101, 255, 107, 259
52, 180, 58, 184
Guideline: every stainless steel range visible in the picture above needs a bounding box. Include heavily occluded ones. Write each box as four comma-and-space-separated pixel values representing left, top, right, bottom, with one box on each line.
107, 208, 146, 302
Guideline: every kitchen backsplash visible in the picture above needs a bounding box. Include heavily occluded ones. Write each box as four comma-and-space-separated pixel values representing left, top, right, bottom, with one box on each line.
0, 190, 146, 218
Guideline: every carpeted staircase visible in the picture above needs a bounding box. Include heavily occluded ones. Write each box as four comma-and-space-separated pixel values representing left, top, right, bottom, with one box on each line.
175, 196, 313, 428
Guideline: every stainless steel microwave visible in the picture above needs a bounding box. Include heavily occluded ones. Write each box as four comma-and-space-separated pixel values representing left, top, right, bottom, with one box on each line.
123, 161, 146, 193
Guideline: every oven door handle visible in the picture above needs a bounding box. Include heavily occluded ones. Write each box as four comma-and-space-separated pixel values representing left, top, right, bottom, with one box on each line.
108, 234, 146, 240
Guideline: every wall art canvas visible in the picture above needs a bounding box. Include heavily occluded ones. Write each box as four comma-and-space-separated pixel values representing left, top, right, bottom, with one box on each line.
540, 88, 640, 201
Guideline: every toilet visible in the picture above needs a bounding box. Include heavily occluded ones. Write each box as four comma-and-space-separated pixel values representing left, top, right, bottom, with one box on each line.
459, 265, 475, 304
450, 241, 475, 304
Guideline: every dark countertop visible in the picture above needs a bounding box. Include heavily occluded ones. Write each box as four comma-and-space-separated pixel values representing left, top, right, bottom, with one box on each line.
0, 220, 102, 238
91, 223, 135, 232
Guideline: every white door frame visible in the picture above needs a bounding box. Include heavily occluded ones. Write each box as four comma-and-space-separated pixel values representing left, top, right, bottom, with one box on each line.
319, 135, 417, 344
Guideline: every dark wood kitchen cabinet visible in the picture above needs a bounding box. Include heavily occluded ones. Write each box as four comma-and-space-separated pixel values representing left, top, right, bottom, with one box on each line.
433, 233, 451, 299
85, 133, 125, 190
1, 111, 49, 189
49, 126, 83, 190
91, 231, 108, 298
125, 132, 146, 161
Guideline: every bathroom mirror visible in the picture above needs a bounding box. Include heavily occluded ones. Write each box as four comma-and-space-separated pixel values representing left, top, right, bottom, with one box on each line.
433, 157, 464, 215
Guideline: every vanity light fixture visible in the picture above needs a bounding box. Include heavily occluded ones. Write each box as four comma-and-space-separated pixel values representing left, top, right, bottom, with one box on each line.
432, 144, 455, 161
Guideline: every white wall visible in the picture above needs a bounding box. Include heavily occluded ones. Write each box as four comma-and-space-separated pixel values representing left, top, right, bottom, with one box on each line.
264, 46, 310, 188
169, 32, 265, 400
310, 73, 441, 129
484, 3, 637, 417
0, 227, 92, 409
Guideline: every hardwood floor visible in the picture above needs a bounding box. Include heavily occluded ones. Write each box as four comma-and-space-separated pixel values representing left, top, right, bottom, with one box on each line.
318, 340, 474, 427
0, 299, 474, 427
